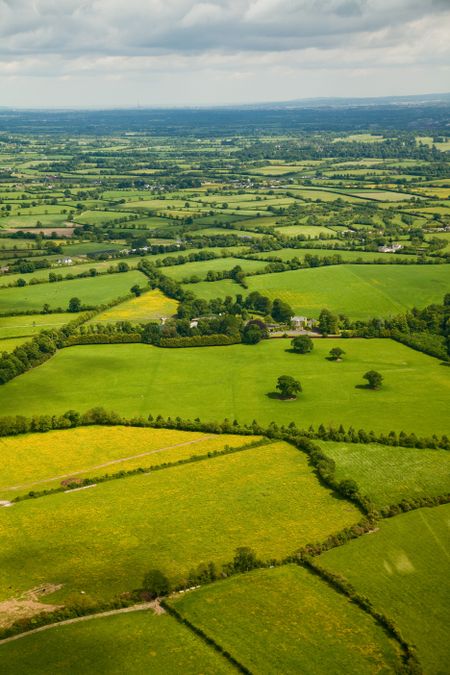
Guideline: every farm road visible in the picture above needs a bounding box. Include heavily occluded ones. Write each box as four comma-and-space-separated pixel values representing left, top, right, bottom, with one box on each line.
0, 436, 214, 493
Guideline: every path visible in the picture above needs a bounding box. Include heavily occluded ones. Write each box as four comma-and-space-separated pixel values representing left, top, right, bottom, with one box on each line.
0, 601, 163, 646
0, 436, 214, 493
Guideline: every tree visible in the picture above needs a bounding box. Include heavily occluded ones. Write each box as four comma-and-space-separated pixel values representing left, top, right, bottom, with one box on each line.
329, 347, 345, 361
276, 375, 302, 399
68, 297, 81, 312
272, 298, 294, 324
291, 335, 313, 354
318, 309, 338, 336
232, 547, 259, 572
142, 569, 170, 598
363, 370, 383, 389
339, 479, 358, 497
130, 284, 141, 297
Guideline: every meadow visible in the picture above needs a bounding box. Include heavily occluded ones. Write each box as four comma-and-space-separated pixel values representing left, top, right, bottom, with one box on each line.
0, 610, 233, 675
0, 271, 146, 313
320, 504, 450, 674
0, 339, 448, 436
162, 256, 268, 281
0, 442, 360, 601
0, 426, 259, 500
170, 565, 402, 675
0, 313, 69, 339
89, 289, 178, 323
253, 248, 419, 262
186, 265, 450, 319
318, 441, 450, 508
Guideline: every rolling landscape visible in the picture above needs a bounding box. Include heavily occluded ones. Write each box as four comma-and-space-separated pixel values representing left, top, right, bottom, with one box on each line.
0, 1, 449, 673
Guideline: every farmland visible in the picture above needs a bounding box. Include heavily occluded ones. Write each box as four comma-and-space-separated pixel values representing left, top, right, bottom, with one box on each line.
170, 565, 402, 674
0, 441, 360, 601
320, 505, 450, 674
0, 106, 449, 673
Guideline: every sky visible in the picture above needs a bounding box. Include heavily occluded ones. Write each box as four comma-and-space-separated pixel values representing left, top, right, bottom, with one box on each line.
1, 0, 449, 108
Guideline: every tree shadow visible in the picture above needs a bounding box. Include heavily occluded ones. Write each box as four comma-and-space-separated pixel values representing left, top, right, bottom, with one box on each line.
266, 392, 297, 400
355, 384, 377, 390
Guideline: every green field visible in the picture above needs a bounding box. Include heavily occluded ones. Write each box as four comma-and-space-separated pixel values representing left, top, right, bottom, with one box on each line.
0, 441, 360, 601
254, 247, 419, 262
0, 336, 30, 352
320, 505, 450, 674
186, 265, 450, 319
0, 609, 233, 675
0, 339, 448, 436
318, 441, 450, 508
0, 313, 70, 339
163, 256, 268, 281
275, 225, 336, 238
170, 565, 402, 674
0, 271, 146, 313
0, 426, 258, 500
90, 289, 178, 323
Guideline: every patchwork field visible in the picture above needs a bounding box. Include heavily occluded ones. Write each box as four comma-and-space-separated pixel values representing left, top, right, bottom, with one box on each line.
0, 426, 260, 500
186, 265, 450, 319
0, 271, 146, 313
170, 565, 402, 674
318, 441, 450, 508
0, 610, 234, 675
320, 504, 450, 674
162, 256, 268, 281
0, 441, 360, 601
89, 289, 178, 323
0, 339, 448, 436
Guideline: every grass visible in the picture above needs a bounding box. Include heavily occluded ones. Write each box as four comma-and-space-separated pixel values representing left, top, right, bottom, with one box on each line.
0, 441, 360, 602
170, 565, 402, 675
89, 289, 178, 323
0, 313, 69, 339
0, 270, 146, 313
163, 257, 268, 281
318, 441, 450, 508
320, 504, 450, 674
254, 247, 418, 262
0, 426, 259, 500
187, 265, 450, 319
0, 339, 448, 436
275, 225, 336, 238
0, 609, 234, 674
0, 336, 30, 352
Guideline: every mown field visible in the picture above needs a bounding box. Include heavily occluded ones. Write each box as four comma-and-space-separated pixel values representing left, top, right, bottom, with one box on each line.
185, 265, 450, 319
254, 247, 419, 262
0, 442, 360, 602
170, 565, 402, 675
0, 339, 448, 436
0, 271, 146, 313
89, 289, 178, 323
320, 504, 450, 674
0, 313, 69, 339
318, 441, 450, 508
162, 256, 268, 281
0, 426, 259, 500
0, 610, 234, 675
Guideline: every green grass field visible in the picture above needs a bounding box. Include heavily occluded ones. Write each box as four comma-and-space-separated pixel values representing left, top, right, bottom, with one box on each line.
254, 247, 419, 262
318, 441, 450, 508
170, 565, 402, 674
0, 313, 70, 339
0, 426, 259, 500
0, 336, 30, 352
186, 265, 450, 319
0, 271, 146, 313
163, 256, 268, 281
0, 339, 448, 436
320, 504, 450, 674
0, 610, 234, 675
275, 225, 336, 238
0, 441, 360, 602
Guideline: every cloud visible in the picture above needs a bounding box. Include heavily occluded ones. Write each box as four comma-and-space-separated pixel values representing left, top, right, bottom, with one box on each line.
0, 0, 448, 105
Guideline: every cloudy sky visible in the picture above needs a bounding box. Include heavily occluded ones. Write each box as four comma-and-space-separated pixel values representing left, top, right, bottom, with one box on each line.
1, 0, 449, 107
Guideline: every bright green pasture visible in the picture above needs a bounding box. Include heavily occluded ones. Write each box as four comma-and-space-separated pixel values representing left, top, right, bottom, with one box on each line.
75, 210, 132, 225
191, 227, 267, 238
163, 257, 267, 281
275, 225, 336, 237
62, 242, 125, 255
320, 505, 450, 674
0, 610, 233, 675
0, 270, 146, 312
0, 442, 359, 601
0, 336, 30, 352
0, 214, 67, 229
254, 247, 418, 262
319, 441, 450, 508
188, 265, 450, 319
0, 339, 448, 436
0, 313, 69, 339
171, 565, 402, 675
0, 260, 130, 287
0, 426, 257, 501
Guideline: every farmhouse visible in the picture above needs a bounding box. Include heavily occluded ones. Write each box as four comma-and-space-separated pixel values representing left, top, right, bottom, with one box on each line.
378, 243, 403, 253
291, 315, 317, 330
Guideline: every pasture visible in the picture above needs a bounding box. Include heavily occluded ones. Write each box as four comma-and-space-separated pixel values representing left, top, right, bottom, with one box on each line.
320, 504, 450, 674
0, 339, 448, 436
162, 256, 268, 281
0, 442, 360, 601
319, 441, 450, 508
170, 565, 402, 675
90, 289, 178, 323
187, 264, 450, 319
0, 610, 233, 675
0, 313, 69, 339
0, 270, 146, 313
0, 426, 259, 500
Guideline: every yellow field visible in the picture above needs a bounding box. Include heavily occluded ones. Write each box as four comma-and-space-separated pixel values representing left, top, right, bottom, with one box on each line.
0, 426, 261, 499
90, 289, 178, 324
